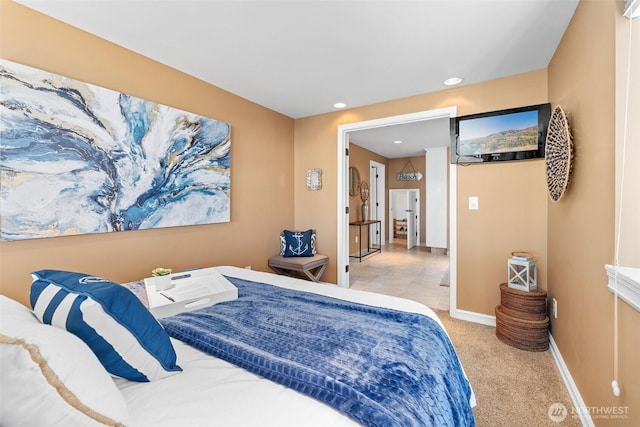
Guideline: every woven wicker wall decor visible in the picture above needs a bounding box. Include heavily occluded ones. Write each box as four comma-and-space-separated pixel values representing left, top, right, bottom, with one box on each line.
545, 105, 574, 202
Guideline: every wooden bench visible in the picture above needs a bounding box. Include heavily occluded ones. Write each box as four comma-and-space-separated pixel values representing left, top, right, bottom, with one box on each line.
268, 254, 329, 282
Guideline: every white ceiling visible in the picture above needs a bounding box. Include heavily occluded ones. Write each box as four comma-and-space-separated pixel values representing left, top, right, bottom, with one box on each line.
349, 118, 452, 158
15, 0, 579, 158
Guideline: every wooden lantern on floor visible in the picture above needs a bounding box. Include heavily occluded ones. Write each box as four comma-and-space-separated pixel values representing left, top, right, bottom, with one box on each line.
507, 253, 537, 292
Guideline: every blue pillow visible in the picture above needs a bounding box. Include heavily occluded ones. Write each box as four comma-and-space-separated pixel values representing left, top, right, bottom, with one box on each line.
280, 229, 316, 257
30, 270, 181, 382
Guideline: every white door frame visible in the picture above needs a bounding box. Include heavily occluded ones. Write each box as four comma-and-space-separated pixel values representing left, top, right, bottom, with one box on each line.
337, 107, 458, 316
388, 188, 420, 247
369, 160, 386, 244
406, 189, 419, 249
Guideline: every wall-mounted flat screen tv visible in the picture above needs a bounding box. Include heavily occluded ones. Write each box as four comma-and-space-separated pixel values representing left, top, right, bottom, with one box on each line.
450, 103, 551, 164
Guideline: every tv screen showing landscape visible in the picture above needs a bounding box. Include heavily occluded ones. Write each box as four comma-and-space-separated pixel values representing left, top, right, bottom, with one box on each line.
458, 110, 538, 156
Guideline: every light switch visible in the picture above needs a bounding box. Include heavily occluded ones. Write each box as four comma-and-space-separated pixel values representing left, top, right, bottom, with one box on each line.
469, 196, 479, 210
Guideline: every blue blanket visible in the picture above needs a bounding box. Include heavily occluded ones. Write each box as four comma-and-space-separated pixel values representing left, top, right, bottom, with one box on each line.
160, 277, 475, 427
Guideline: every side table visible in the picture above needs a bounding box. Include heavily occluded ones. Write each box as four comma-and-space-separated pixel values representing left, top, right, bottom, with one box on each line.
495, 283, 549, 351
268, 254, 329, 282
349, 220, 381, 262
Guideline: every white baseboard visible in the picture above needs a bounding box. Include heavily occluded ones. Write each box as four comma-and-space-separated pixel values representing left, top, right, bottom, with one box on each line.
549, 334, 593, 427
450, 308, 496, 326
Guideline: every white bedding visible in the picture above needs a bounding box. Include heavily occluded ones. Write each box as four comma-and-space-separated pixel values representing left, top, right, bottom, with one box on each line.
115, 266, 474, 426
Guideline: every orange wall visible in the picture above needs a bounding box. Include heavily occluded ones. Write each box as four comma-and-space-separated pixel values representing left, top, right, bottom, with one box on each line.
1, 1, 549, 309
3, 0, 636, 422
0, 2, 295, 305
547, 0, 639, 424
347, 144, 388, 254
456, 160, 548, 311
294, 70, 548, 308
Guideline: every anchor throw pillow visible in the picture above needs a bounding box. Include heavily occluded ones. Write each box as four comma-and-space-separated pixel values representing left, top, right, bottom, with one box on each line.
281, 229, 316, 257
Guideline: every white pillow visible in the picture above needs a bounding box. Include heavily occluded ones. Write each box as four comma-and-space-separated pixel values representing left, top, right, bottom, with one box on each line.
0, 295, 129, 427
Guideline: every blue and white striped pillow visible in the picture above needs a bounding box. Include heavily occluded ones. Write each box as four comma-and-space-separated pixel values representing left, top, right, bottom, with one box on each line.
30, 270, 182, 382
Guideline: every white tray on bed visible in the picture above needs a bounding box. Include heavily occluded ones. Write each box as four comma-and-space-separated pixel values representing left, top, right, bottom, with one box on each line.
143, 268, 237, 318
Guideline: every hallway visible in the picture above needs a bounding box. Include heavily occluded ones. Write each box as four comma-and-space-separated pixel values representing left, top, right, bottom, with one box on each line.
348, 242, 450, 311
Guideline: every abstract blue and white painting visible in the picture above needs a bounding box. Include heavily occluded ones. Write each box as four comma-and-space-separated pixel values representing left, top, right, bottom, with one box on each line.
0, 60, 231, 241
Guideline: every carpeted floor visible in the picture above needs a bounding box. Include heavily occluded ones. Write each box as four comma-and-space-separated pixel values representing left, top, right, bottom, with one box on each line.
436, 310, 581, 426
349, 244, 580, 425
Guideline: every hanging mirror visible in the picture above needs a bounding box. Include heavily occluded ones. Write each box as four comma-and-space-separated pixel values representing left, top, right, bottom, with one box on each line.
359, 181, 370, 202
349, 167, 360, 196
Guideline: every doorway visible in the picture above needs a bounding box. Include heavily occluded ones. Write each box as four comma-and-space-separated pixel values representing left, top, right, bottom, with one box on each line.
389, 189, 420, 249
337, 107, 459, 313
369, 161, 385, 245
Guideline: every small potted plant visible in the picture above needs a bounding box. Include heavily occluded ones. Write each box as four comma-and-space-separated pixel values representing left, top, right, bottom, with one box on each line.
152, 267, 172, 291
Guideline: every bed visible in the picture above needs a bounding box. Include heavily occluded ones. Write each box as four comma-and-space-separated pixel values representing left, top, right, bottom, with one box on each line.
0, 266, 475, 427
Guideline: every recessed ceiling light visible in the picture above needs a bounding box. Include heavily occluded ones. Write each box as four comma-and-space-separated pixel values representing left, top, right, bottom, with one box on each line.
444, 77, 463, 86
393, 140, 402, 144
333, 102, 347, 109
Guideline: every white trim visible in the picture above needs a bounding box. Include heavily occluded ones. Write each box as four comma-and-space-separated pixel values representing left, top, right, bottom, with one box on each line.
409, 189, 420, 249
450, 309, 496, 327
449, 164, 458, 315
605, 265, 640, 312
337, 130, 350, 288
549, 334, 594, 427
369, 160, 386, 244
337, 107, 457, 290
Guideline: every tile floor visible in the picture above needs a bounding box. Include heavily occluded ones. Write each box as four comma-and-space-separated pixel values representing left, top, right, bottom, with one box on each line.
348, 242, 451, 311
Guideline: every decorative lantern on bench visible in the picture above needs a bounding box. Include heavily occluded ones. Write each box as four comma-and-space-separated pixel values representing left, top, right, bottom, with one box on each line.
507, 251, 537, 292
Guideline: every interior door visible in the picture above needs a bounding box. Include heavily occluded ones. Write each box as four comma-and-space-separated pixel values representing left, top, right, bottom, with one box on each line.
369, 162, 385, 246
406, 191, 418, 249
